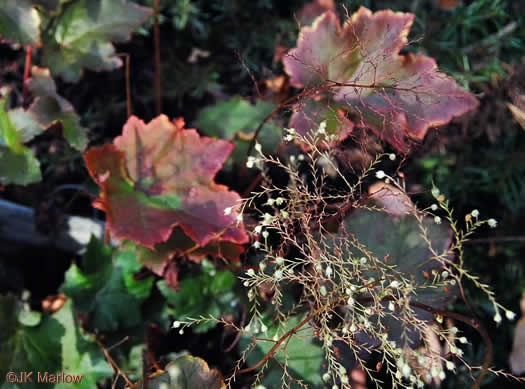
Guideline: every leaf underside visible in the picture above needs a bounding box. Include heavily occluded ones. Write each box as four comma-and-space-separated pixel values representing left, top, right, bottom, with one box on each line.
283, 7, 479, 152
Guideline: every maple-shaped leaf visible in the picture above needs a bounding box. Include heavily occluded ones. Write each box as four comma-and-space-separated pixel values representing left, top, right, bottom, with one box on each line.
41, 0, 152, 82
283, 8, 479, 152
84, 115, 248, 251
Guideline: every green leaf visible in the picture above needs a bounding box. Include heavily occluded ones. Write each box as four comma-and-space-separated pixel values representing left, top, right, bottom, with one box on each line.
25, 67, 88, 150
0, 296, 112, 389
158, 260, 236, 333
0, 146, 42, 185
61, 236, 151, 332
0, 295, 62, 389
240, 314, 324, 387
0, 96, 42, 185
41, 0, 152, 82
0, 0, 40, 45
52, 300, 113, 389
197, 96, 282, 165
138, 355, 226, 389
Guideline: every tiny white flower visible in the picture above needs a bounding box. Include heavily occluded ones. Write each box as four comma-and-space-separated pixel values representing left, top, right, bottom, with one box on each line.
246, 156, 257, 168
445, 360, 455, 371
286, 128, 296, 135
243, 281, 250, 287
345, 288, 352, 295
275, 197, 284, 205
266, 198, 275, 206
236, 214, 243, 223
471, 209, 479, 218
389, 153, 396, 161
254, 225, 262, 234
223, 206, 233, 215
350, 323, 358, 332
172, 321, 181, 328
494, 312, 502, 323
341, 375, 349, 384
375, 170, 386, 179
431, 204, 438, 211
254, 142, 262, 153
325, 266, 333, 277
401, 363, 411, 377
274, 269, 283, 279
262, 213, 273, 225
322, 373, 331, 383
450, 326, 459, 334
320, 285, 328, 296
488, 218, 497, 228
246, 269, 255, 277
285, 134, 294, 142
179, 329, 184, 335
332, 385, 339, 389
360, 257, 367, 264
260, 323, 268, 332
459, 336, 468, 344
431, 186, 440, 199
262, 231, 269, 239
347, 297, 355, 307
290, 155, 296, 163
298, 154, 305, 161
434, 216, 442, 224
275, 256, 285, 265
259, 261, 266, 271
280, 210, 289, 219
388, 301, 395, 311
441, 271, 449, 279
390, 280, 400, 289
506, 310, 516, 320
318, 120, 327, 134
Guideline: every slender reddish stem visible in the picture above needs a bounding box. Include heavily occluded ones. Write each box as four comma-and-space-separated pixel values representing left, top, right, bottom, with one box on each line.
23, 46, 33, 107
153, 0, 162, 115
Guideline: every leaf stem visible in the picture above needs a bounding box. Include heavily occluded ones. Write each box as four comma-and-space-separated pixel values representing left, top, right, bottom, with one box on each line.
153, 0, 162, 115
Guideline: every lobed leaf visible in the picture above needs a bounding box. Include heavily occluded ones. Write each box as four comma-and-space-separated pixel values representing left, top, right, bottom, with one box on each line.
61, 236, 153, 332
25, 66, 88, 150
158, 259, 236, 333
325, 182, 456, 344
240, 314, 324, 387
0, 295, 112, 389
137, 355, 226, 389
85, 115, 248, 250
0, 0, 40, 45
41, 0, 152, 82
196, 96, 282, 166
283, 8, 479, 152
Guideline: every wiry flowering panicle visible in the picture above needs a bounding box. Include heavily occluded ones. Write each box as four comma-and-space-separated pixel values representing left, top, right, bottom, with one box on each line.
188, 128, 512, 389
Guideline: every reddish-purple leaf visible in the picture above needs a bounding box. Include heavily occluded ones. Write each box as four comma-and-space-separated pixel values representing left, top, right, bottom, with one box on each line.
85, 115, 248, 250
283, 8, 479, 152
